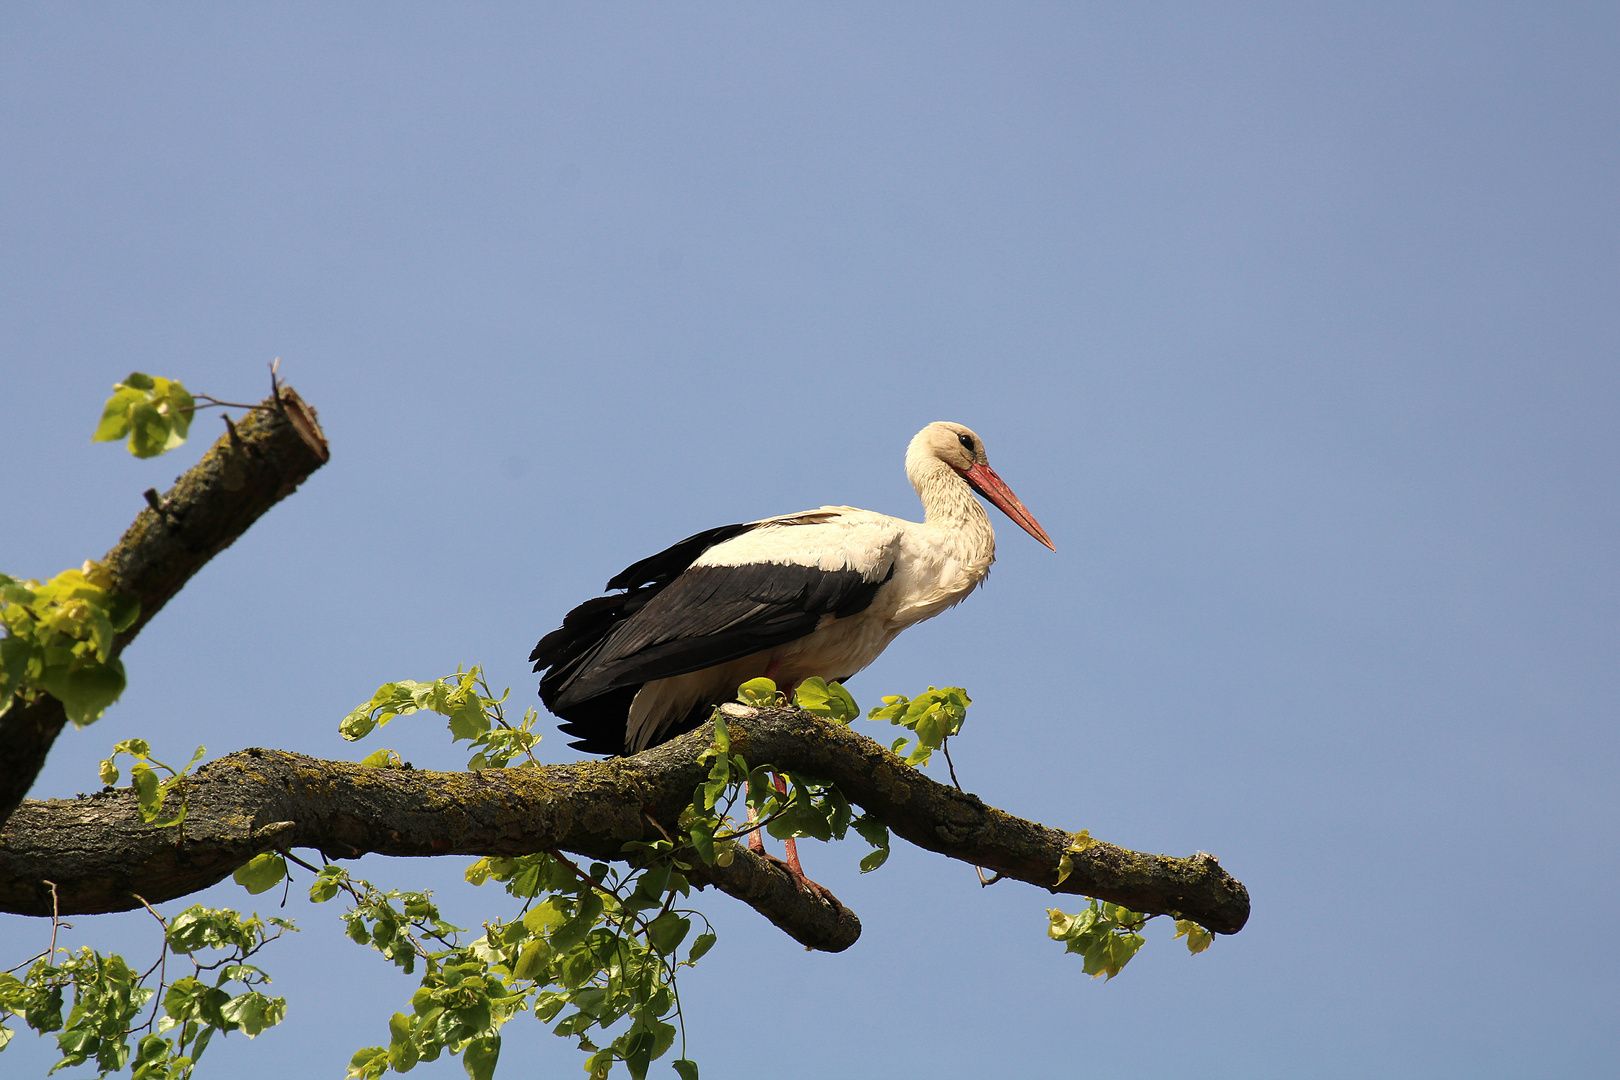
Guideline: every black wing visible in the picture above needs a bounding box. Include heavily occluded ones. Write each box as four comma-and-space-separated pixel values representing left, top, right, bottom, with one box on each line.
549, 560, 891, 710
532, 523, 754, 754
531, 522, 754, 690
533, 522, 892, 754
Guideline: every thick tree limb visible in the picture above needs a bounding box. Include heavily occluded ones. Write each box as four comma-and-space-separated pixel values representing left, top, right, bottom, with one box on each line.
0, 707, 1249, 952
0, 386, 329, 826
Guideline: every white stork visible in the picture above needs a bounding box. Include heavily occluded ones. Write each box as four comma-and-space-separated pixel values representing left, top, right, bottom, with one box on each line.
532, 421, 1055, 756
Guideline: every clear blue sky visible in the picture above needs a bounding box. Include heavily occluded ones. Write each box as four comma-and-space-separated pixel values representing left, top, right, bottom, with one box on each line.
3, 4, 1616, 1077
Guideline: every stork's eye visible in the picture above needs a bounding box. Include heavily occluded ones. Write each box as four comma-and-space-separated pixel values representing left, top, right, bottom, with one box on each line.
958, 434, 976, 453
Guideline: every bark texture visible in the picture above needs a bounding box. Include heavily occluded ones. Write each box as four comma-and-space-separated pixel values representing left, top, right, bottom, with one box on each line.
0, 386, 329, 826
0, 706, 1249, 952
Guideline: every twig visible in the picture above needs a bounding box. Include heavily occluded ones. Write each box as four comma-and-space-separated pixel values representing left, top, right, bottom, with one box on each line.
46, 881, 60, 958
283, 849, 323, 875
269, 358, 286, 420
643, 812, 675, 845
131, 892, 168, 929
942, 737, 963, 790
940, 738, 1001, 886
3, 949, 49, 974
6, 883, 65, 973
131, 894, 169, 1034
180, 395, 273, 414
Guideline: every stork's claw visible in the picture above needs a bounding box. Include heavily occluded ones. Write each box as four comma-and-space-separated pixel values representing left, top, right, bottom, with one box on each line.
757, 850, 840, 906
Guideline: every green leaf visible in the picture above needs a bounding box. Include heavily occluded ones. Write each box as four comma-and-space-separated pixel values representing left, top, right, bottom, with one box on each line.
736, 678, 778, 707
46, 656, 126, 727
385, 1011, 419, 1071
867, 694, 909, 722
512, 939, 553, 981
128, 402, 172, 458
522, 899, 567, 935
309, 867, 345, 903
1089, 931, 1145, 979
550, 897, 604, 954
161, 382, 194, 446
792, 677, 860, 722
646, 913, 691, 956
359, 748, 403, 769
233, 853, 288, 895
446, 696, 489, 741
98, 758, 119, 786
686, 820, 716, 865
218, 991, 285, 1036
672, 1060, 699, 1080
583, 1047, 614, 1079
710, 712, 729, 755
339, 708, 378, 741
858, 848, 890, 873
686, 932, 716, 964
92, 386, 145, 442
1055, 830, 1097, 886
462, 1034, 501, 1080
622, 1031, 652, 1080
104, 592, 140, 633
130, 763, 161, 818
347, 1046, 389, 1080
851, 811, 890, 870
1174, 919, 1214, 955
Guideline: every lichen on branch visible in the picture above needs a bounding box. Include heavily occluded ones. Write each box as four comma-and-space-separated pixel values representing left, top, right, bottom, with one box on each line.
0, 708, 1249, 949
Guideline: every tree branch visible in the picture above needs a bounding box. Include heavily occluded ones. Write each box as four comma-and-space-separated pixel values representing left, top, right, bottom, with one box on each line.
0, 707, 1249, 952
0, 386, 329, 826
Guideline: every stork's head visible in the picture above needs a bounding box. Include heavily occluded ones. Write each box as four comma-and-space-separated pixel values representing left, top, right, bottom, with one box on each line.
907, 421, 1056, 550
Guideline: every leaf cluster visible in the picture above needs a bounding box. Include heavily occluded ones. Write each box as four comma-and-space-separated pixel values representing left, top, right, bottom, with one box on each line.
682, 683, 891, 873
332, 671, 706, 1078
0, 561, 138, 727
340, 667, 541, 770
1048, 835, 1213, 976
0, 905, 291, 1078
91, 374, 195, 460
865, 686, 970, 767
1045, 901, 1149, 979
100, 741, 208, 829
287, 852, 706, 1080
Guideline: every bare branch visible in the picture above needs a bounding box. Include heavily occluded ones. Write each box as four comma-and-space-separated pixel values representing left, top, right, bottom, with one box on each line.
0, 385, 330, 825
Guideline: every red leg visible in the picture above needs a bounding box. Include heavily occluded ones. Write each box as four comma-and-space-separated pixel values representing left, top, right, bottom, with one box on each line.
746, 802, 765, 853
771, 774, 804, 876
771, 772, 835, 903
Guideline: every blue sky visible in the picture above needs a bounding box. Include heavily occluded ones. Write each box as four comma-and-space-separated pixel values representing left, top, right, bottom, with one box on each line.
2, 4, 1616, 1077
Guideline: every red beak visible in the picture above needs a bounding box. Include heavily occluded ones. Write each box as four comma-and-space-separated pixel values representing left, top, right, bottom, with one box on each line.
958, 462, 1056, 550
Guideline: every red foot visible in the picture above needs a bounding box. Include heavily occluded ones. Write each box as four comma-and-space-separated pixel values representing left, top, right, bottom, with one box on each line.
757, 849, 839, 905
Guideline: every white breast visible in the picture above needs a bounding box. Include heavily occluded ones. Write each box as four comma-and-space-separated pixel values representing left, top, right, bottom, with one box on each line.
624, 506, 997, 752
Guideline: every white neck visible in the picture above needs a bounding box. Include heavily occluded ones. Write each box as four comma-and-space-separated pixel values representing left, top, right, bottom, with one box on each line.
906, 446, 997, 561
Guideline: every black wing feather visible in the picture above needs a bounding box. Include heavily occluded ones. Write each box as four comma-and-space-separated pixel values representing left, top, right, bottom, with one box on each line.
533, 520, 894, 754
604, 523, 756, 591
548, 562, 891, 712
533, 523, 758, 753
